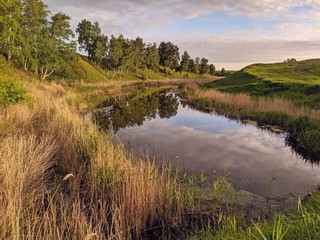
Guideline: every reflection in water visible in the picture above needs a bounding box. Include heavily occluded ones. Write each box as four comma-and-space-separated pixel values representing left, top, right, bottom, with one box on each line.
93, 90, 178, 133
93, 90, 320, 197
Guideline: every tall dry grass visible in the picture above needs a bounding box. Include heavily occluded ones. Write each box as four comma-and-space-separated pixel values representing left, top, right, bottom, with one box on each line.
0, 82, 187, 239
191, 89, 320, 121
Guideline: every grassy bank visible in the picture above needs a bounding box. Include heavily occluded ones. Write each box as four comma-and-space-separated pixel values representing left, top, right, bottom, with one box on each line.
206, 59, 320, 108
185, 88, 320, 163
2, 56, 320, 238
0, 60, 227, 239
0, 68, 199, 239
68, 77, 218, 113
180, 60, 320, 239
190, 190, 320, 239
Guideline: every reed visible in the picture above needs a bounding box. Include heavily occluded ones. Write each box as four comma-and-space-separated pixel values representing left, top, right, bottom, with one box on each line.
0, 81, 190, 239
191, 89, 320, 121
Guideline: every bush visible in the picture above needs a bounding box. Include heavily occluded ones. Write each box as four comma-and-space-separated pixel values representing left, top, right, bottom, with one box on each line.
0, 81, 27, 106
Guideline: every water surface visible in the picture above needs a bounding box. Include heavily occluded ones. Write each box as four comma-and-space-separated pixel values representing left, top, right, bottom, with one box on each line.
94, 90, 320, 198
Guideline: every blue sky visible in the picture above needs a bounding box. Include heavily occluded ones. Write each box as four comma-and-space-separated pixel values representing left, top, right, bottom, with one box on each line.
46, 0, 320, 70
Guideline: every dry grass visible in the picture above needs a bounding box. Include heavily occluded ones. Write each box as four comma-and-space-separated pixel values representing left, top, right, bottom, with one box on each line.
0, 81, 188, 239
191, 89, 320, 121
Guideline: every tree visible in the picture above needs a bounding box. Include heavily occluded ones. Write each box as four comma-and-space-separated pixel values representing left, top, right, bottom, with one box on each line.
194, 57, 200, 74
93, 34, 108, 66
221, 67, 226, 75
209, 64, 216, 75
145, 43, 159, 78
107, 34, 124, 69
76, 19, 107, 66
158, 41, 180, 74
188, 59, 195, 73
0, 0, 22, 61
20, 0, 50, 75
284, 58, 297, 63
180, 51, 190, 73
37, 12, 76, 80
130, 37, 146, 75
199, 58, 209, 76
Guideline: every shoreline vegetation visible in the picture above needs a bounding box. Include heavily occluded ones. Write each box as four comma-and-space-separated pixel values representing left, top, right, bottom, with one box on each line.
1, 60, 320, 239
179, 60, 320, 239
0, 60, 236, 239
0, 74, 200, 239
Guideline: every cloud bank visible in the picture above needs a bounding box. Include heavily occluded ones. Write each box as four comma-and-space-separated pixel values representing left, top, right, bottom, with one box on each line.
46, 0, 320, 69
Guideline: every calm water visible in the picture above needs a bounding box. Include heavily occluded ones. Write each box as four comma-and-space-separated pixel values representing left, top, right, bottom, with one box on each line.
94, 90, 320, 198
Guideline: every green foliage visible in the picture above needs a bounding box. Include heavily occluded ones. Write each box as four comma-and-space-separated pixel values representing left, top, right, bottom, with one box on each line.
0, 0, 22, 61
76, 19, 107, 66
0, 81, 27, 106
0, 54, 19, 82
199, 57, 209, 75
158, 41, 180, 72
207, 59, 320, 108
0, 0, 75, 80
188, 59, 195, 73
180, 51, 190, 73
192, 57, 200, 74
145, 43, 160, 79
209, 64, 216, 75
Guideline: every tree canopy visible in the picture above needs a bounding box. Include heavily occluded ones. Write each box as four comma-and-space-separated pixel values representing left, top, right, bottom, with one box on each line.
0, 1, 216, 80
158, 41, 180, 72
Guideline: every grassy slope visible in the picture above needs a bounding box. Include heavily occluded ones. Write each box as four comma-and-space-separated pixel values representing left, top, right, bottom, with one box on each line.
206, 59, 320, 108
53, 54, 212, 83
54, 55, 107, 83
0, 56, 20, 83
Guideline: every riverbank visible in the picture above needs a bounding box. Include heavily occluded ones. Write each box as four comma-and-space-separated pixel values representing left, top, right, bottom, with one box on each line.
180, 84, 320, 239
66, 76, 220, 113
1, 57, 320, 238
0, 63, 230, 239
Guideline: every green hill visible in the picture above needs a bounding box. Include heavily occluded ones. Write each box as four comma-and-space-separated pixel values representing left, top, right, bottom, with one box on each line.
54, 55, 108, 83
206, 59, 320, 108
54, 55, 210, 83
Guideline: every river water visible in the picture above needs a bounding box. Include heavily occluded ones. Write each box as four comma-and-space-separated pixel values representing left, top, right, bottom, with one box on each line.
93, 90, 320, 199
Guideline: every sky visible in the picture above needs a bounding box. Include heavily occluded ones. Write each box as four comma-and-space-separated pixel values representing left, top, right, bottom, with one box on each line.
46, 0, 320, 70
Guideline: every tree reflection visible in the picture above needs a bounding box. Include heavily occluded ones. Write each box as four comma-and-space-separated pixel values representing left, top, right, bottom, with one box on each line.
93, 90, 178, 133
158, 93, 179, 119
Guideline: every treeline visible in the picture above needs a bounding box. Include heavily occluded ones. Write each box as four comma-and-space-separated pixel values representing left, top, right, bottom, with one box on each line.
76, 19, 217, 78
0, 0, 218, 80
0, 0, 76, 79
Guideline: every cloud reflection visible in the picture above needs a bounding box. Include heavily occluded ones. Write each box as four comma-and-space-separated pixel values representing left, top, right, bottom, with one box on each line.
117, 105, 320, 197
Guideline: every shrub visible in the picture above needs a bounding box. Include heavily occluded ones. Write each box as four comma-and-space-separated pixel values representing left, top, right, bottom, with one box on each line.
0, 81, 27, 106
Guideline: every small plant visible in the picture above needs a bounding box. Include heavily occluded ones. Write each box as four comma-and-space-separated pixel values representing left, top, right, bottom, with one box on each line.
0, 81, 27, 106
211, 175, 233, 204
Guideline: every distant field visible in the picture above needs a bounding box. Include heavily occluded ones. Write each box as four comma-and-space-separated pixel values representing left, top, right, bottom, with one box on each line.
206, 59, 320, 108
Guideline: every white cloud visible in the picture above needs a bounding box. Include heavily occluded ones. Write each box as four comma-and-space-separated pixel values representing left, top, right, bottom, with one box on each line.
45, 0, 320, 69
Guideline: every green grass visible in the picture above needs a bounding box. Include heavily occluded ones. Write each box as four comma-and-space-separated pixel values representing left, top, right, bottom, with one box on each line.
206, 59, 320, 108
0, 55, 28, 106
53, 55, 108, 83
0, 55, 20, 84
53, 55, 212, 83
190, 190, 320, 239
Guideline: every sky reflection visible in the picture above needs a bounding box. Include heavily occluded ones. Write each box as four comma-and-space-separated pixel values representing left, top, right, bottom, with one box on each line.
116, 102, 320, 197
